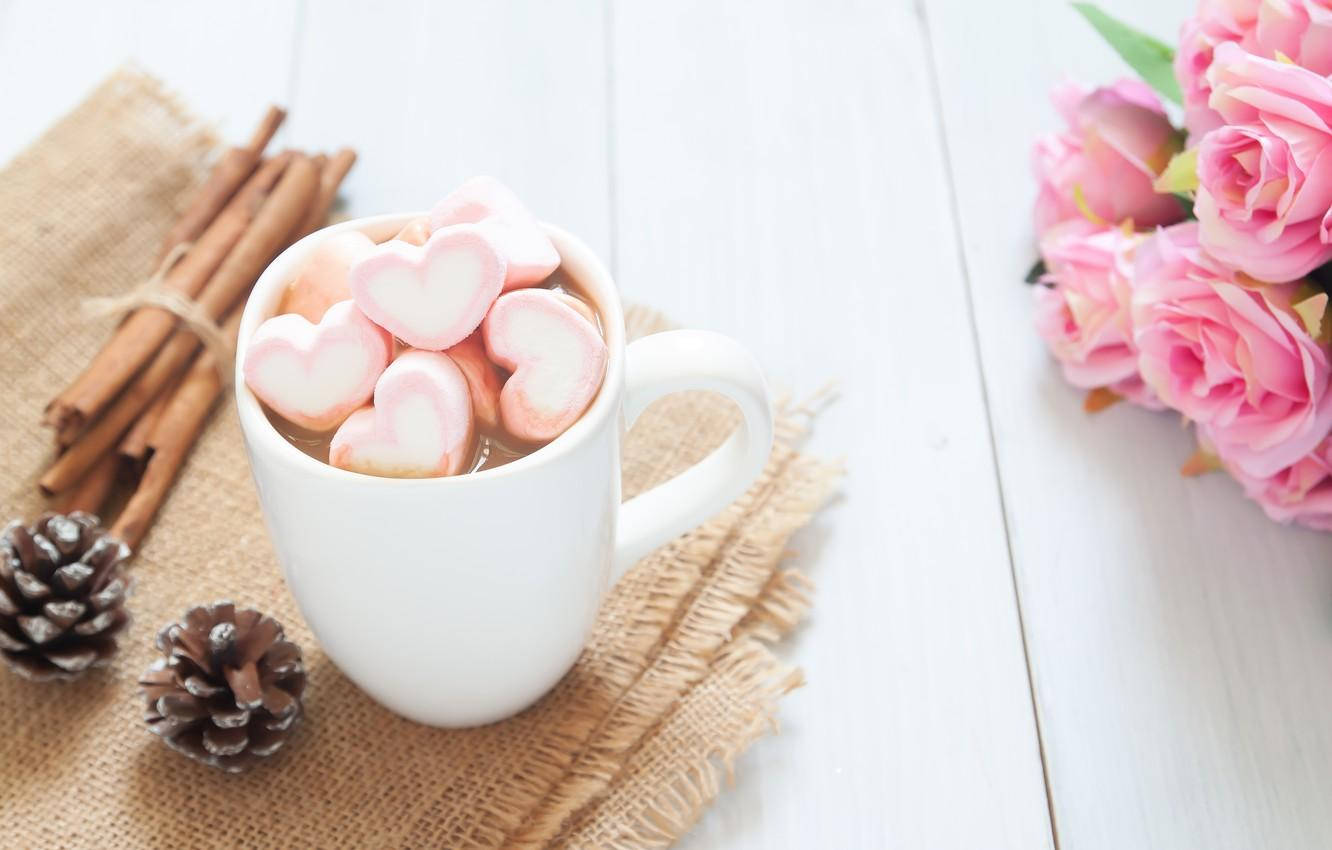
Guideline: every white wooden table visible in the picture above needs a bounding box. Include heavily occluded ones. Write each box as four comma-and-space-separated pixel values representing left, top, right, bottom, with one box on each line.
3, 1, 1330, 847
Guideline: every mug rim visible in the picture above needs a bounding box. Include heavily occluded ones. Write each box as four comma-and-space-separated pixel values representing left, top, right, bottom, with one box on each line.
234, 213, 627, 488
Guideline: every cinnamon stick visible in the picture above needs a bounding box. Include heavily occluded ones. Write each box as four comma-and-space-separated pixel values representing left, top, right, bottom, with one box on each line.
46, 152, 293, 434
60, 453, 119, 517
295, 147, 357, 237
158, 105, 286, 258
55, 417, 85, 453
119, 372, 181, 464
40, 330, 199, 496
287, 153, 328, 242
111, 314, 241, 549
40, 155, 319, 494
187, 153, 319, 321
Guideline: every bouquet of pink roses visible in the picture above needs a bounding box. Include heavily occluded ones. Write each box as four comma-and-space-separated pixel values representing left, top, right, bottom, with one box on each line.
1032, 2, 1332, 531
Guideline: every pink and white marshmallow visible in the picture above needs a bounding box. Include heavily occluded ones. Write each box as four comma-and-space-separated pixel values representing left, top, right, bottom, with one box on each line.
278, 231, 377, 323
329, 351, 475, 478
349, 223, 506, 351
482, 289, 608, 443
243, 300, 392, 431
429, 176, 560, 291
445, 331, 504, 432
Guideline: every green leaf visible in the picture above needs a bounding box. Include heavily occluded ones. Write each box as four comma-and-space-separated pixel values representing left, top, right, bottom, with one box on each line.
1153, 148, 1198, 193
1172, 192, 1195, 218
1293, 292, 1329, 341
1024, 259, 1048, 285
1072, 3, 1182, 105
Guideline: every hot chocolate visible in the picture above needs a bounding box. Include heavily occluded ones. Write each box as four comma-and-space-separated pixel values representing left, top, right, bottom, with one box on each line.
243, 178, 608, 479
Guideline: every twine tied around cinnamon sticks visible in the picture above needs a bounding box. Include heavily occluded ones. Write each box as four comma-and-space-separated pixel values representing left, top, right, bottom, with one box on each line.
79, 241, 237, 386
33, 103, 358, 551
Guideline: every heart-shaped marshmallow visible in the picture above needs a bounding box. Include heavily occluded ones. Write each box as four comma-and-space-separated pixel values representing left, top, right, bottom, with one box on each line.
278, 231, 377, 323
329, 351, 475, 478
349, 224, 506, 351
429, 176, 560, 291
482, 289, 609, 443
445, 331, 504, 432
243, 300, 392, 431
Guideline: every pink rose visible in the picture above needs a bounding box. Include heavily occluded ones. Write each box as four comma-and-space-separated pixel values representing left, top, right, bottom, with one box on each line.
1133, 222, 1332, 477
1176, 1, 1262, 138
1255, 0, 1332, 73
1033, 219, 1162, 408
1195, 43, 1332, 281
1205, 426, 1332, 530
1176, 0, 1332, 140
1032, 80, 1184, 236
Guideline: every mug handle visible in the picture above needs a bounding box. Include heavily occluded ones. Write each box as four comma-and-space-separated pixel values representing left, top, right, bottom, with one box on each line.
612, 329, 775, 579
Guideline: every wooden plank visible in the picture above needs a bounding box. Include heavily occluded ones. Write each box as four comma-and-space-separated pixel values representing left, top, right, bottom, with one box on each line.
923, 0, 1332, 847
613, 2, 1054, 848
0, 0, 300, 163
286, 0, 611, 258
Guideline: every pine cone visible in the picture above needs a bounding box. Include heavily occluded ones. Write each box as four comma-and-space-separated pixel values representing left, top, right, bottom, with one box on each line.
140, 602, 305, 772
0, 512, 131, 681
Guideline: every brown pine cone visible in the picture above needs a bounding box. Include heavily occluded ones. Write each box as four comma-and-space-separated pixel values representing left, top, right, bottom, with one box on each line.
140, 602, 305, 773
0, 512, 131, 681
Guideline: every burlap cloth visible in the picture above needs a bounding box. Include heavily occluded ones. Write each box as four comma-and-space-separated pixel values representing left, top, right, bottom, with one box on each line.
0, 69, 839, 849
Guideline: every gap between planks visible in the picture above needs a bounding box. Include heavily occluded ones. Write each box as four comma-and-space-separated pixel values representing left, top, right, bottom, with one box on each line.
913, 1, 1061, 847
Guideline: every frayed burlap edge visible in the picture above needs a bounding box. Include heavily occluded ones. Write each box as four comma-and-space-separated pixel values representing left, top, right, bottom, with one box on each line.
563, 486, 830, 847
548, 426, 839, 848
3, 64, 217, 177
577, 536, 823, 849
575, 641, 805, 849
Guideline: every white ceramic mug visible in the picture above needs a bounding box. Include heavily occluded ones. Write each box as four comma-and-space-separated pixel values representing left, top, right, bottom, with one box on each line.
235, 214, 774, 727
